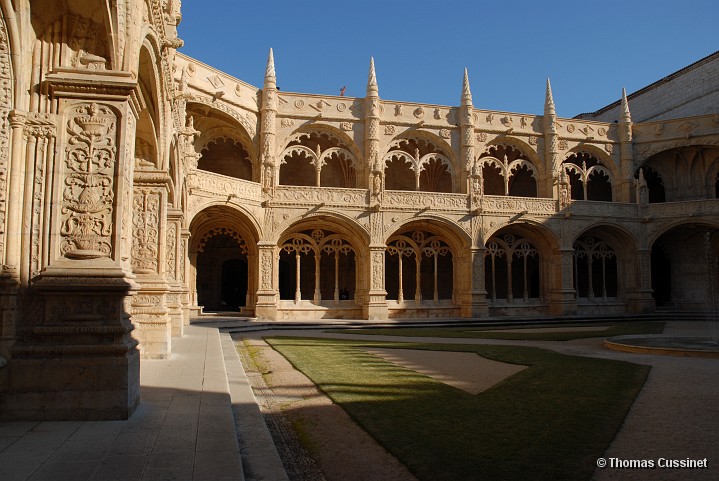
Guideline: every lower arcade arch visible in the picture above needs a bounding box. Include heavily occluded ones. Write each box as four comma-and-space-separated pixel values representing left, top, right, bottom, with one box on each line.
278, 229, 358, 303
650, 223, 719, 309
571, 226, 635, 304
189, 206, 260, 313
384, 222, 465, 310
485, 233, 540, 303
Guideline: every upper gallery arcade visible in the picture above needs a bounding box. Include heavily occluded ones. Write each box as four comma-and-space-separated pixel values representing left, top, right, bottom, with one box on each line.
0, 0, 717, 420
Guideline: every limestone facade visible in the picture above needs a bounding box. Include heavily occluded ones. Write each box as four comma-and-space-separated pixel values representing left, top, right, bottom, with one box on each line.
0, 1, 717, 419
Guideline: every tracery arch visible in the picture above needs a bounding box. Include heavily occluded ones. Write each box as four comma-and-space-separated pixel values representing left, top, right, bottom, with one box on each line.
633, 166, 665, 203
639, 146, 719, 201
484, 233, 540, 303
383, 137, 454, 192
198, 137, 253, 181
562, 151, 613, 201
385, 230, 453, 303
278, 228, 357, 303
478, 144, 538, 197
279, 130, 358, 187
573, 236, 617, 301
187, 103, 257, 180
189, 206, 261, 312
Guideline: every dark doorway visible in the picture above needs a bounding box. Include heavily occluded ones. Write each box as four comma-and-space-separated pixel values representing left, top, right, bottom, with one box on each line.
221, 259, 248, 310
651, 247, 672, 306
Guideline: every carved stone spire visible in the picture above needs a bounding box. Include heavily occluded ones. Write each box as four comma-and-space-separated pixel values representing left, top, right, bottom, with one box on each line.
618, 88, 635, 201
620, 87, 632, 124
367, 57, 378, 97
544, 78, 556, 118
460, 68, 476, 196
544, 78, 560, 185
264, 48, 276, 89
365, 57, 381, 203
260, 48, 278, 193
462, 68, 472, 105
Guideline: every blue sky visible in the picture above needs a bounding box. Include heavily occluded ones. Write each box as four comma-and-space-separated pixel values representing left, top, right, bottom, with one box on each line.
178, 1, 718, 118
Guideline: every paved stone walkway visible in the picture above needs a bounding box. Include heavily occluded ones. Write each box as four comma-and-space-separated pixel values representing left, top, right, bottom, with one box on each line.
0, 325, 258, 481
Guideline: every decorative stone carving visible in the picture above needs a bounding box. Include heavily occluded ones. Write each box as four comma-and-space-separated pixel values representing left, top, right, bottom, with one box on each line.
61, 103, 117, 259
166, 222, 177, 278
385, 125, 396, 135
131, 189, 161, 273
340, 121, 352, 131
440, 128, 451, 139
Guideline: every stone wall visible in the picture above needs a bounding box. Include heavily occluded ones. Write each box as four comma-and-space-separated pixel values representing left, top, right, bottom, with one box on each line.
578, 51, 719, 123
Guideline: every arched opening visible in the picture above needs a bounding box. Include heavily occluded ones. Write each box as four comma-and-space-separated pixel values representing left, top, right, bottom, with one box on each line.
385, 229, 454, 304
279, 130, 357, 187
573, 236, 618, 301
384, 137, 454, 193
479, 144, 538, 197
198, 137, 253, 180
634, 166, 666, 203
485, 233, 540, 304
640, 146, 719, 201
563, 152, 613, 201
196, 231, 249, 311
651, 224, 719, 310
278, 228, 357, 303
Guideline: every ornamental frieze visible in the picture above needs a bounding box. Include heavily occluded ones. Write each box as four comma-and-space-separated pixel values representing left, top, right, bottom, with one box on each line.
382, 191, 467, 210
186, 169, 262, 200
482, 196, 556, 215
272, 186, 367, 206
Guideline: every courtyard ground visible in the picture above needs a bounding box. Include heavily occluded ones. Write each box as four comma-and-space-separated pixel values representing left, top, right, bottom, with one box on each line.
235, 320, 719, 481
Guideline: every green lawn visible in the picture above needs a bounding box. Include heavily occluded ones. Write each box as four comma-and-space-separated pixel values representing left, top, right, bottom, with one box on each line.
328, 320, 664, 341
266, 337, 649, 481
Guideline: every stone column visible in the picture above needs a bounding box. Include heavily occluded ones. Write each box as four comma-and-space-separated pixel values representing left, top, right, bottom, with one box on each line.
461, 247, 489, 318
130, 177, 172, 359
548, 249, 578, 315
254, 242, 278, 320
364, 245, 388, 320
2, 70, 140, 420
627, 248, 654, 313
165, 209, 184, 336
179, 228, 191, 324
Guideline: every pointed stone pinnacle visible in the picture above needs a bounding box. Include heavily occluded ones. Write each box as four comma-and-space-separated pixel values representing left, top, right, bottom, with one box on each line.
367, 57, 378, 96
545, 78, 556, 116
265, 48, 276, 82
462, 68, 473, 105
621, 87, 632, 123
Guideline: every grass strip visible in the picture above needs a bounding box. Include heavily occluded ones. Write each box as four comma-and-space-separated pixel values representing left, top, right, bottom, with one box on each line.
265, 337, 649, 481
328, 320, 664, 341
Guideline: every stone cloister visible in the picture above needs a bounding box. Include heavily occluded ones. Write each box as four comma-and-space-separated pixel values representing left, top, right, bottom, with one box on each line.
0, 1, 718, 420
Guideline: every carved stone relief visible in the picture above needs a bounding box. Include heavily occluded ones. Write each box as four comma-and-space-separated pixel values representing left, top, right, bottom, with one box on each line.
61, 103, 117, 259
131, 188, 161, 273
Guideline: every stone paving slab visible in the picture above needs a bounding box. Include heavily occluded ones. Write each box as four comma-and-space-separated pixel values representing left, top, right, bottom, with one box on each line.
0, 325, 248, 481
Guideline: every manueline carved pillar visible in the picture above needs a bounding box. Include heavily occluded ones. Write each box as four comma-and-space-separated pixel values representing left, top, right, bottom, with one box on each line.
9, 70, 142, 421
254, 242, 278, 320
548, 248, 578, 315
130, 180, 171, 359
